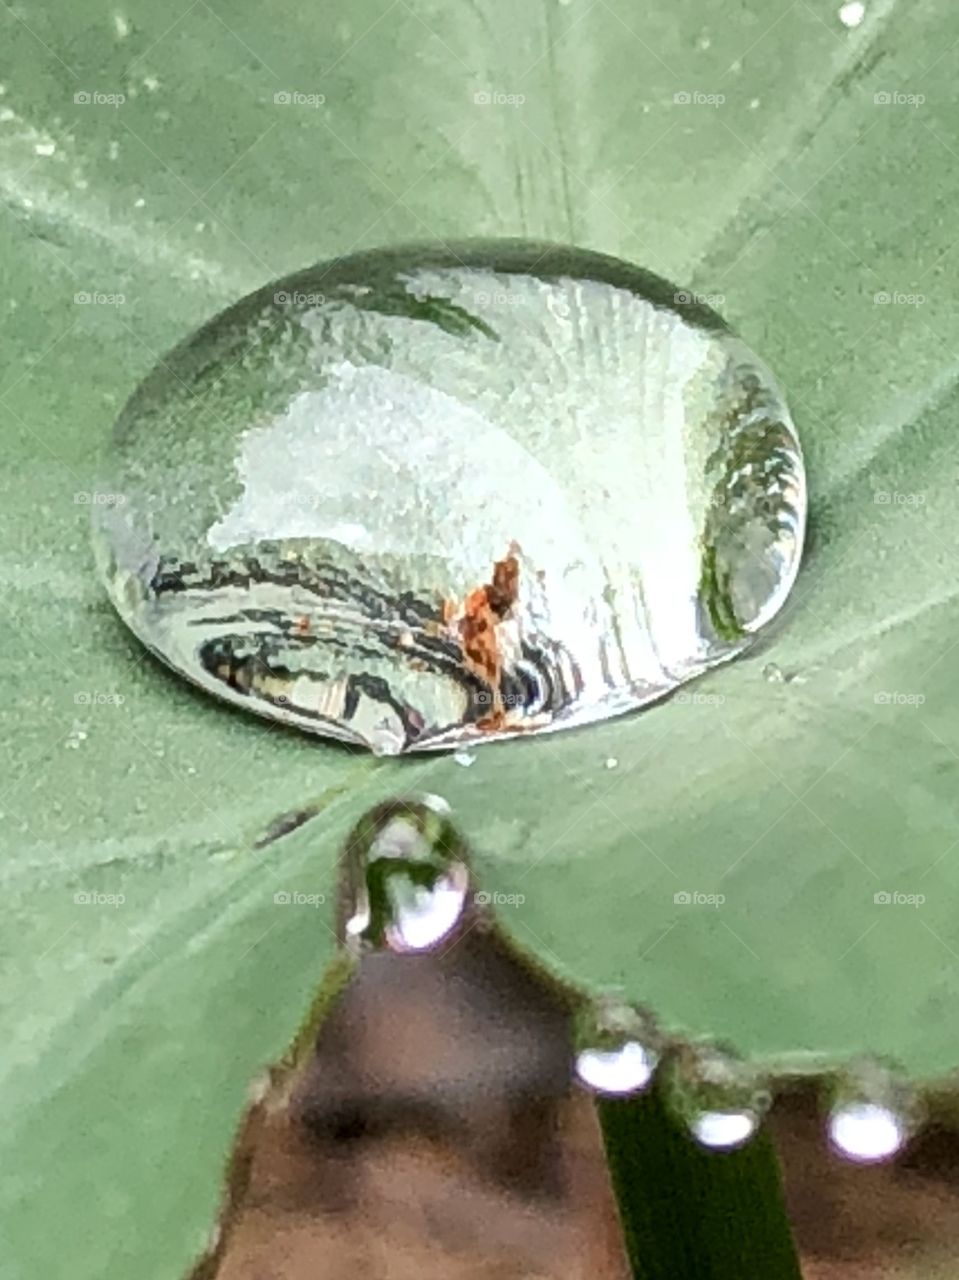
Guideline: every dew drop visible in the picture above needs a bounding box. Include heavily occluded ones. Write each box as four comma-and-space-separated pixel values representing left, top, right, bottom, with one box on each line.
838, 1, 866, 27
763, 661, 785, 683
340, 797, 470, 954
92, 242, 806, 753
828, 1101, 906, 1162
667, 1043, 769, 1150
573, 1002, 660, 1096
826, 1065, 917, 1163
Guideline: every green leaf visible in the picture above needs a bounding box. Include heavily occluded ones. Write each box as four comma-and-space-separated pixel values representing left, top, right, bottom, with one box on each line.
2, 0, 959, 1276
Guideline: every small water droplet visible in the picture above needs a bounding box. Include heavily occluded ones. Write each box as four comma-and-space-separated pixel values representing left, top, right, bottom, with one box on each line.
113, 12, 131, 38
827, 1065, 916, 1163
574, 1003, 660, 1096
453, 748, 476, 767
340, 797, 470, 954
92, 243, 806, 753
667, 1043, 769, 1150
748, 98, 761, 110
143, 75, 160, 92
133, 197, 145, 208
696, 33, 712, 50
763, 662, 785, 683
604, 756, 618, 770
34, 141, 56, 157
838, 1, 866, 27
829, 1101, 905, 1161
65, 721, 88, 748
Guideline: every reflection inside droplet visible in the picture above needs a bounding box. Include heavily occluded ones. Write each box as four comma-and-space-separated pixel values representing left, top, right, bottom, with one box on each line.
384, 870, 468, 953
828, 1101, 907, 1163
575, 1040, 657, 1096
341, 797, 472, 955
691, 1109, 759, 1150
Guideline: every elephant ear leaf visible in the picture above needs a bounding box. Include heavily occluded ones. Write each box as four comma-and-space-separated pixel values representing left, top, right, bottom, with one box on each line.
1, 1, 957, 1279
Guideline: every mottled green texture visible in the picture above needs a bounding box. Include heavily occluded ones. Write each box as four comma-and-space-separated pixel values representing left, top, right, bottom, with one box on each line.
1, 0, 957, 1276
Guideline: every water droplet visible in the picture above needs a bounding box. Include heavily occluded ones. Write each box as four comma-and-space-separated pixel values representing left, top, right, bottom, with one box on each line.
65, 721, 88, 748
827, 1065, 916, 1163
92, 243, 806, 754
340, 797, 470, 953
604, 756, 618, 769
838, 1, 866, 27
453, 748, 476, 767
34, 141, 56, 157
829, 1101, 906, 1161
667, 1043, 769, 1150
113, 12, 131, 38
763, 662, 785, 683
748, 98, 761, 110
574, 1003, 660, 1096
691, 1109, 759, 1148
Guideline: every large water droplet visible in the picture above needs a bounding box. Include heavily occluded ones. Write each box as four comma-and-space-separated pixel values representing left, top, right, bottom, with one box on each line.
666, 1044, 769, 1150
93, 242, 806, 753
573, 1002, 660, 1096
340, 796, 471, 953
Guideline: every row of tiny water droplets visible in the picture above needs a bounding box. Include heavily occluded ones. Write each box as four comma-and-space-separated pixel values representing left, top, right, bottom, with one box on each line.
339, 797, 913, 1158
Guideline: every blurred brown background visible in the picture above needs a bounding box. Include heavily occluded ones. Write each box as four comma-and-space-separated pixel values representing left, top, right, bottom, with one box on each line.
194, 927, 959, 1279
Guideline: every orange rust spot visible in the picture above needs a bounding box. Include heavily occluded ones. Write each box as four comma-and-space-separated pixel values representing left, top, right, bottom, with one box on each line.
293, 615, 311, 636
444, 544, 521, 732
